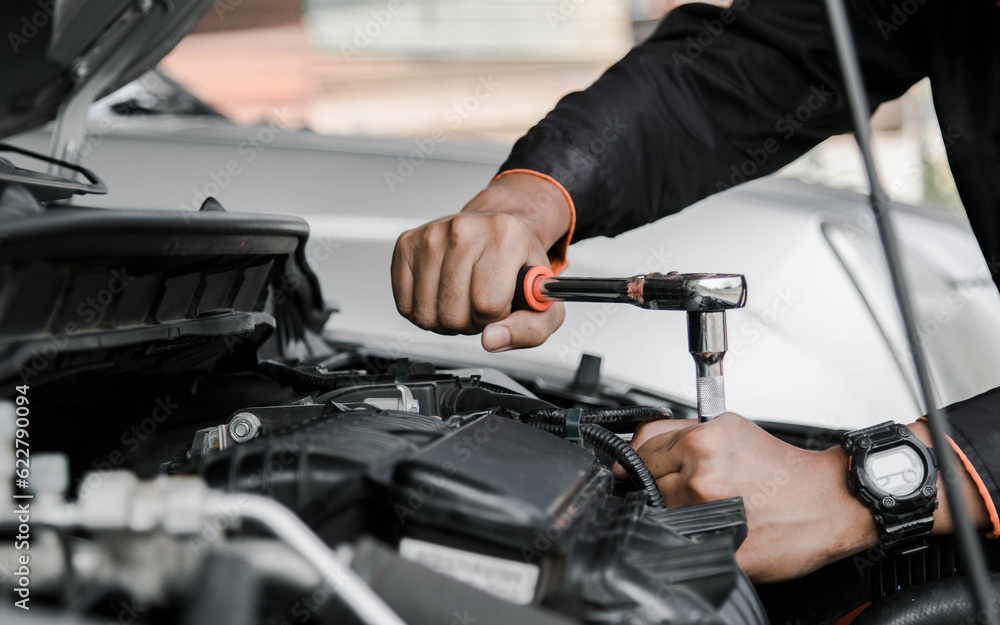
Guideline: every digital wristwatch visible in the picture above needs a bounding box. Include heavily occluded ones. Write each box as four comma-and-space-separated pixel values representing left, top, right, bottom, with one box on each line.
841, 421, 939, 554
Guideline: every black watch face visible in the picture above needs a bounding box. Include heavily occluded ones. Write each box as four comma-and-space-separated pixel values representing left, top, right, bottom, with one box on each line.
865, 444, 925, 497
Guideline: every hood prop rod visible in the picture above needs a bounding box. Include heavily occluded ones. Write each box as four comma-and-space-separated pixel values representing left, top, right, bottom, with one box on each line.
48, 0, 161, 181
822, 0, 997, 621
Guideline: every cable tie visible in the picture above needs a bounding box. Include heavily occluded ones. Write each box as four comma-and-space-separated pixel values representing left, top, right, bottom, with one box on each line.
565, 408, 582, 446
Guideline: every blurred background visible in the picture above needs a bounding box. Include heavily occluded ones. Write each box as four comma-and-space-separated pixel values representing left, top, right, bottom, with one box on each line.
156, 0, 961, 213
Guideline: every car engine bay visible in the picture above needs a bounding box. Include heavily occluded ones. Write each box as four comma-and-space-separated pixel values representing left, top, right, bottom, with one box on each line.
5, 363, 773, 625
0, 197, 776, 625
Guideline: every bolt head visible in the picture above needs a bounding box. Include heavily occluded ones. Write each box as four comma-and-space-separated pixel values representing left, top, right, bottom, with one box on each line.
882, 497, 895, 508
858, 437, 871, 448
228, 412, 260, 443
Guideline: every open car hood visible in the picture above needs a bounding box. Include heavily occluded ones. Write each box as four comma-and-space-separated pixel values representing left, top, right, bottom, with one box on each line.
0, 0, 214, 140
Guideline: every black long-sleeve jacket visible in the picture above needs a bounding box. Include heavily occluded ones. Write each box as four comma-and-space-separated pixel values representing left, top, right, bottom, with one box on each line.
498, 0, 1000, 534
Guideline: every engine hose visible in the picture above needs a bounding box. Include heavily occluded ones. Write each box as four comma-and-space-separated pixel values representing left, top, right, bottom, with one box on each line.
582, 424, 666, 508
521, 405, 671, 432
529, 421, 665, 508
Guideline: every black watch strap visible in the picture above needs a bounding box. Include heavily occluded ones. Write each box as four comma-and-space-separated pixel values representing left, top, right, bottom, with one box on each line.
881, 513, 936, 553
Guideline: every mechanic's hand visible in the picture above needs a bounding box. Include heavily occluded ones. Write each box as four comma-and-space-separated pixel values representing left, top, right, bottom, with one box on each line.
617, 414, 993, 583
391, 173, 571, 352
617, 413, 878, 583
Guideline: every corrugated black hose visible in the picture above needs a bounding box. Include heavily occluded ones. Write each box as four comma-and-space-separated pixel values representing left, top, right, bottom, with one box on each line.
531, 421, 666, 508
521, 405, 670, 433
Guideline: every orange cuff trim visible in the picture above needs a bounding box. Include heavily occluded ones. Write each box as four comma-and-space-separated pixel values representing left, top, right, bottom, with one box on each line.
943, 435, 1000, 539
493, 169, 576, 275
919, 417, 1000, 539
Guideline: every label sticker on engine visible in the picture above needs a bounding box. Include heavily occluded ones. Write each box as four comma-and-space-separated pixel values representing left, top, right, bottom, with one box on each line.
398, 538, 539, 605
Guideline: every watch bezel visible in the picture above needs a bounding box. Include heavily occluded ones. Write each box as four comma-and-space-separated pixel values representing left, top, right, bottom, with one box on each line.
844, 422, 938, 524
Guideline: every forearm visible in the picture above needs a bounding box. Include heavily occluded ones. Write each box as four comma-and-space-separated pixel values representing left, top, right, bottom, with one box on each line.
500, 0, 924, 243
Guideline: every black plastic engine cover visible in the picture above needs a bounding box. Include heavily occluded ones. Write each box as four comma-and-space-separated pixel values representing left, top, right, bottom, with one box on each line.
387, 413, 608, 551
